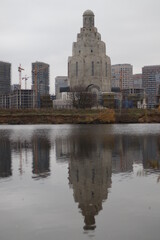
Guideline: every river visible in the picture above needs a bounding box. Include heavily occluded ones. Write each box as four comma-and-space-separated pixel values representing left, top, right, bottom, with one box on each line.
0, 124, 160, 240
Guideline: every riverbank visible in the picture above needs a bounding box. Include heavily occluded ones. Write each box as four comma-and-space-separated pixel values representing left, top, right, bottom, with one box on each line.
0, 108, 160, 124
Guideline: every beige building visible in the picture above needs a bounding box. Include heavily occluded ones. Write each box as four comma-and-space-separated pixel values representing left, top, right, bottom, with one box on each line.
68, 10, 111, 95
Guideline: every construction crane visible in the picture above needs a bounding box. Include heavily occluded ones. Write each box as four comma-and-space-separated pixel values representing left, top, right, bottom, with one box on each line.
18, 64, 24, 90
120, 68, 123, 91
22, 75, 30, 89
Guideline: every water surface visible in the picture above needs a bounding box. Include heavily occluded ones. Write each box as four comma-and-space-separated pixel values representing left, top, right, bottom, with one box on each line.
0, 124, 160, 240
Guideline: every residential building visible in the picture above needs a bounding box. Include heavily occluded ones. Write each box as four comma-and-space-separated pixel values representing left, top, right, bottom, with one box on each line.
32, 61, 49, 96
0, 61, 11, 95
133, 74, 142, 89
142, 65, 160, 108
111, 64, 133, 90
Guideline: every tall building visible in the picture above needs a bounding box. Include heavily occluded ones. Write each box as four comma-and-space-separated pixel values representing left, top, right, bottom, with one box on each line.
55, 76, 69, 98
0, 61, 11, 95
142, 65, 160, 108
133, 74, 142, 89
68, 10, 111, 94
32, 61, 49, 96
111, 64, 133, 90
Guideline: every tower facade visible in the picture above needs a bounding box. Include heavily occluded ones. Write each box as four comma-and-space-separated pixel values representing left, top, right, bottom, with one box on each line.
68, 10, 111, 93
0, 61, 11, 95
32, 61, 49, 96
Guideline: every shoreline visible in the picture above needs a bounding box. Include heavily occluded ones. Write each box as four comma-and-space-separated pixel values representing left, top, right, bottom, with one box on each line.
0, 108, 160, 124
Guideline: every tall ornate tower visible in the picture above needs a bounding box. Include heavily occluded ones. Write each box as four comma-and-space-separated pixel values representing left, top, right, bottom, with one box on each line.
68, 10, 111, 93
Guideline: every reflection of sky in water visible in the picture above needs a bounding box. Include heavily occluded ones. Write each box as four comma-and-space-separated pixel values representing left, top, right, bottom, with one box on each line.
0, 124, 160, 240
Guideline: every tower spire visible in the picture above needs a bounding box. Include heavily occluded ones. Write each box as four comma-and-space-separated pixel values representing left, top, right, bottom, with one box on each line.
83, 10, 94, 28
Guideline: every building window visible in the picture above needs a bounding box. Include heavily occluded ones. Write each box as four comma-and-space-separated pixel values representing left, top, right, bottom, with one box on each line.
76, 62, 78, 77
91, 61, 94, 76
68, 62, 69, 76
106, 62, 107, 77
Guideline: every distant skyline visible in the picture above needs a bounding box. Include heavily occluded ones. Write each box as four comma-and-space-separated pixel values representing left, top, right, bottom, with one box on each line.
1, 0, 160, 94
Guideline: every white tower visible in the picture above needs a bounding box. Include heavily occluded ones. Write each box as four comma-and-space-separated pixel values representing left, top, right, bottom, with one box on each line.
68, 10, 111, 93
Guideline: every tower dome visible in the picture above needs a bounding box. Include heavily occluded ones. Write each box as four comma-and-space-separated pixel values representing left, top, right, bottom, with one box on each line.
83, 9, 94, 16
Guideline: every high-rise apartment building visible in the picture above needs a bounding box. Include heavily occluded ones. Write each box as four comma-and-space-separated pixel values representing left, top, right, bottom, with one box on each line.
32, 61, 49, 96
0, 61, 11, 95
133, 74, 142, 89
142, 65, 160, 108
111, 64, 133, 90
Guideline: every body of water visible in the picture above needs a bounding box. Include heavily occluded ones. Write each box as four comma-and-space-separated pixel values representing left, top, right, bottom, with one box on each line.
0, 124, 160, 240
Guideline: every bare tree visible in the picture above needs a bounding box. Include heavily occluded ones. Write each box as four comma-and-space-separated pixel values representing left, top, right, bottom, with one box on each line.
70, 85, 97, 109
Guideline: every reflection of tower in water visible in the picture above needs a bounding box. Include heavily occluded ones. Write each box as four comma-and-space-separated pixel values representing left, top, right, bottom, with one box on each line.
32, 133, 51, 179
68, 134, 112, 230
0, 133, 12, 178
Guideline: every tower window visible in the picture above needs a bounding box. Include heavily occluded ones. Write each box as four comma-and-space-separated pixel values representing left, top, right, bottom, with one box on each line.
91, 49, 93, 53
68, 62, 69, 76
76, 62, 78, 77
106, 62, 107, 77
91, 61, 94, 76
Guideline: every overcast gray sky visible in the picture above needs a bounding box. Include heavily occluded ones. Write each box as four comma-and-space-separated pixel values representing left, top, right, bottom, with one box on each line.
0, 0, 160, 93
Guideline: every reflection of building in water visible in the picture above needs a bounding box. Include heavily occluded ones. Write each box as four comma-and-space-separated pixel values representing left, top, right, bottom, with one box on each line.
142, 135, 160, 170
55, 138, 71, 163
111, 134, 160, 174
112, 135, 143, 173
32, 135, 51, 179
0, 133, 12, 178
11, 140, 32, 175
67, 134, 112, 230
